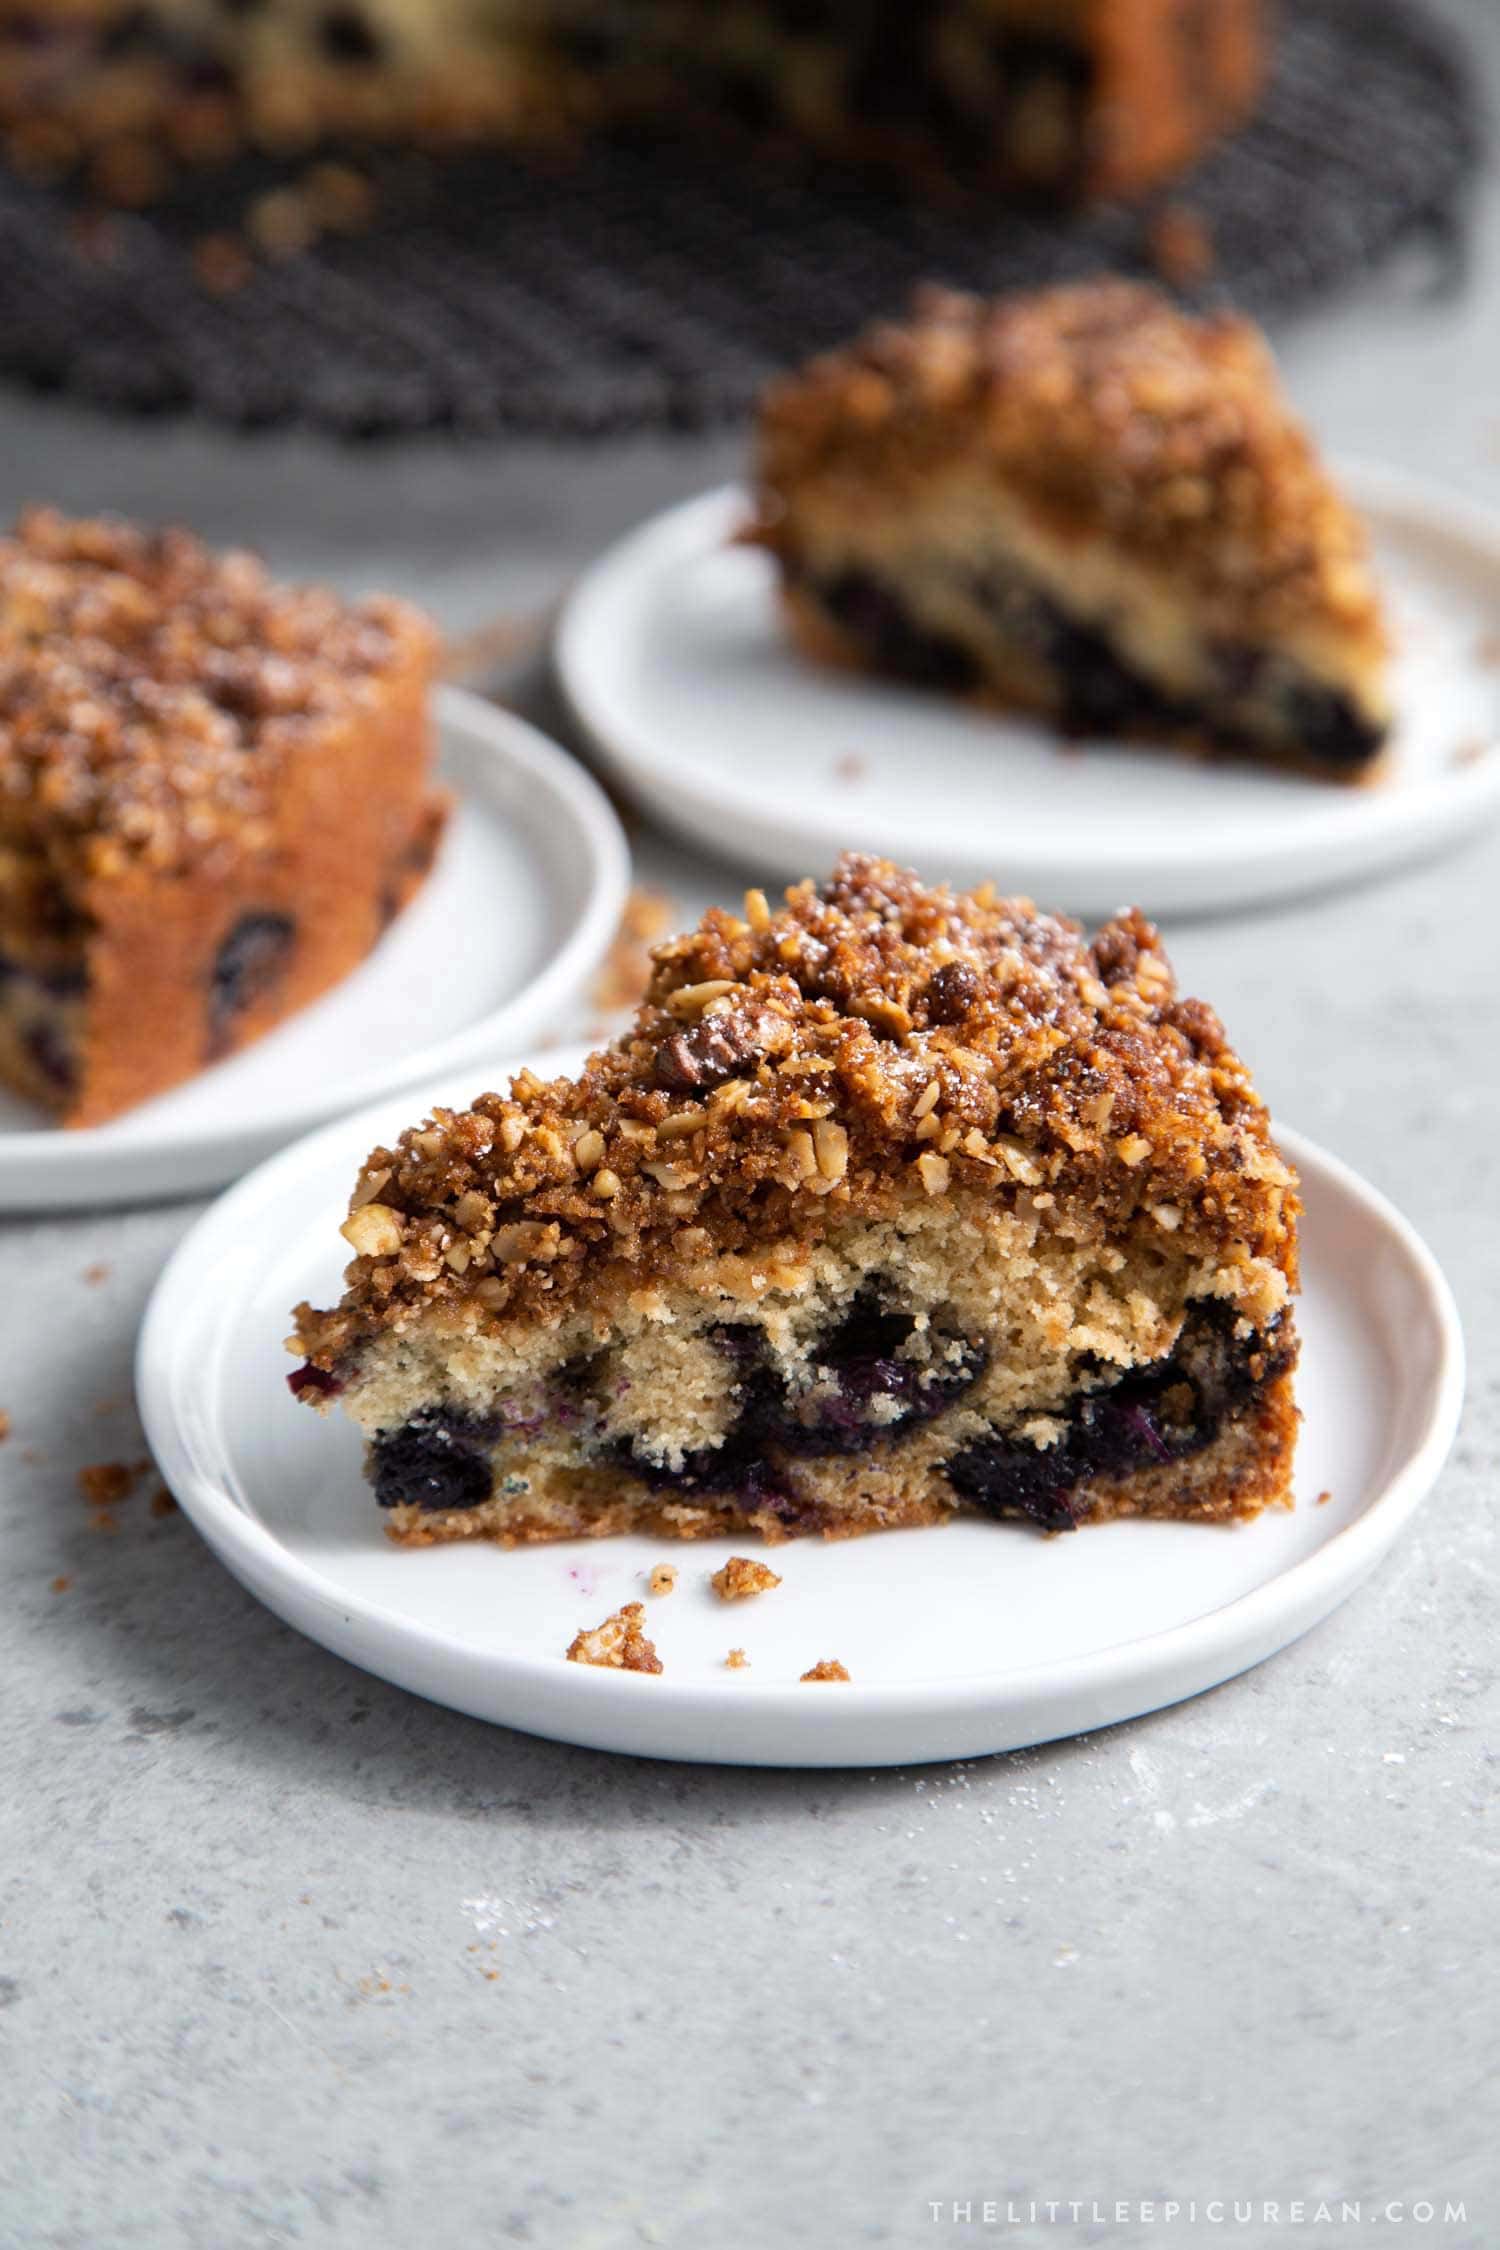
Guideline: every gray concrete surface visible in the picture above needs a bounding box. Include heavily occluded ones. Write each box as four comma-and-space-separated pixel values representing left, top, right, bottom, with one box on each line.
2, 5, 1498, 2244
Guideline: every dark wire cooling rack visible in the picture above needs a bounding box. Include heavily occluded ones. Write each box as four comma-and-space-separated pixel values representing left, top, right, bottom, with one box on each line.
0, 0, 1479, 438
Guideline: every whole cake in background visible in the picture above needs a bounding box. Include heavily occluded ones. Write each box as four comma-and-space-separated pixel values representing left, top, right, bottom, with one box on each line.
750, 278, 1392, 779
290, 855, 1300, 1549
0, 0, 1266, 204
0, 509, 442, 1126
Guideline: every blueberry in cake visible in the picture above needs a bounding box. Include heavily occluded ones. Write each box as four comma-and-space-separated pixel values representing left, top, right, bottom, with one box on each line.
0, 509, 442, 1126
751, 280, 1392, 779
290, 855, 1300, 1548
0, 0, 1265, 205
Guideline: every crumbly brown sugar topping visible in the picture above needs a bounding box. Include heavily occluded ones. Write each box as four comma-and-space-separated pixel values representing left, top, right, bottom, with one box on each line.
295, 855, 1297, 1371
0, 508, 432, 880
754, 279, 1384, 644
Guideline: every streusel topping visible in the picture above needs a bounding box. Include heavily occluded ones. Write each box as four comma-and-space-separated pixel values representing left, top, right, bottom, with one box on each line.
294, 855, 1297, 1369
754, 279, 1385, 647
0, 508, 433, 881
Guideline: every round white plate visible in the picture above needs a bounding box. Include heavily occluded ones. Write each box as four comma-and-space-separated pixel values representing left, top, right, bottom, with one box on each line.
0, 689, 628, 1211
555, 470, 1500, 918
138, 1040, 1463, 1769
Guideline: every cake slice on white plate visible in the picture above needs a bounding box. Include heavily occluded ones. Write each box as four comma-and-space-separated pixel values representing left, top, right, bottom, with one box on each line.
289, 857, 1300, 1548
750, 279, 1392, 780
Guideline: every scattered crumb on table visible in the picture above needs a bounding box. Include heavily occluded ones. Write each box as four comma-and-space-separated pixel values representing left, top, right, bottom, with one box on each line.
1317, 1489, 1334, 1506
439, 603, 548, 684
77, 1457, 154, 1533
711, 1556, 782, 1602
833, 752, 866, 784
78, 1461, 138, 1508
647, 1563, 678, 1597
81, 1263, 111, 1286
566, 1602, 663, 1674
801, 1659, 851, 1684
50, 1575, 71, 1595
150, 1486, 179, 1519
0, 1410, 10, 1442
725, 1648, 750, 1670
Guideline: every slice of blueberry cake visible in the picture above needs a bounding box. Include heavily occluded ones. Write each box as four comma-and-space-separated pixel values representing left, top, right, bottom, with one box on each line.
290, 855, 1300, 1548
751, 280, 1391, 779
0, 508, 441, 1126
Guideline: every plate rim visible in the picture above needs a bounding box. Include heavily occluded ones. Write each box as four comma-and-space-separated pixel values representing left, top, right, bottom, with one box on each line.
0, 689, 630, 1207
553, 466, 1500, 882
135, 1066, 1466, 1753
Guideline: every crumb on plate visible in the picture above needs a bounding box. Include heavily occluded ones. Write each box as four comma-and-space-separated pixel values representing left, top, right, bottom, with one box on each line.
711, 1556, 783, 1602
801, 1658, 851, 1683
566, 1601, 663, 1674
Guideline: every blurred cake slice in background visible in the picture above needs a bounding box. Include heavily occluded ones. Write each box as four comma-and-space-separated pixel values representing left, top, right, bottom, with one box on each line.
0, 508, 441, 1125
0, 0, 1267, 205
751, 278, 1392, 780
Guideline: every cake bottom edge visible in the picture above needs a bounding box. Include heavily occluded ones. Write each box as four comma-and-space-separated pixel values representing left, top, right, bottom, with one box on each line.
776, 577, 1390, 787
376, 1362, 1299, 1552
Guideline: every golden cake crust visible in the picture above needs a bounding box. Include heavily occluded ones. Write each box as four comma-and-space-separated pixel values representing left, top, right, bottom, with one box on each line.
294, 853, 1298, 1372
752, 279, 1387, 655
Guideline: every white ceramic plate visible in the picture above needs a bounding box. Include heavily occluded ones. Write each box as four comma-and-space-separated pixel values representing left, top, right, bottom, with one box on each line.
0, 690, 628, 1211
554, 470, 1500, 918
137, 1040, 1463, 1769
